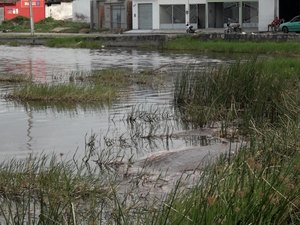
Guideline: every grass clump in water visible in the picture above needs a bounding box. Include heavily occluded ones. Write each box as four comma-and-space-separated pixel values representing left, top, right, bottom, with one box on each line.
6, 83, 116, 103
4, 69, 164, 104
0, 74, 31, 83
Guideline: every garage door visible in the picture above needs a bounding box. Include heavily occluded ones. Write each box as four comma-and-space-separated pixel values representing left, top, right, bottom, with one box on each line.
138, 3, 152, 29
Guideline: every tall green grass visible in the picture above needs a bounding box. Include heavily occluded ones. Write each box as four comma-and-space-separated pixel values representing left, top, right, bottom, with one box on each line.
174, 58, 300, 132
163, 58, 300, 224
0, 154, 117, 225
1, 59, 299, 224
149, 117, 300, 225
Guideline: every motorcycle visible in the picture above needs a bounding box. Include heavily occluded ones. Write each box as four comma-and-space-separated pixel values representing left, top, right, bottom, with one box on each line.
186, 24, 195, 33
224, 22, 242, 34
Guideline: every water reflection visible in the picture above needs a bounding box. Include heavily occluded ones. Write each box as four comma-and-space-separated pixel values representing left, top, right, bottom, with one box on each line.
0, 45, 224, 81
0, 45, 229, 160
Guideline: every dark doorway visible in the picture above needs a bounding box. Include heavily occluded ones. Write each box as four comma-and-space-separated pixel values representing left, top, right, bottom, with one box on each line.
279, 0, 300, 22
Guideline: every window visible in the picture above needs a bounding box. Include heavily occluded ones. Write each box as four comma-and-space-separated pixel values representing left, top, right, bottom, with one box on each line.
160, 5, 185, 28
242, 2, 258, 25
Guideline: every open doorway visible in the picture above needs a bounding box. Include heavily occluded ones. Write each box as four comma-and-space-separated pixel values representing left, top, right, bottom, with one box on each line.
208, 2, 224, 28
189, 4, 205, 29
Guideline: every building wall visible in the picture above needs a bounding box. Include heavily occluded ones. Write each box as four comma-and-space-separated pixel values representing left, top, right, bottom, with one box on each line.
259, 0, 276, 31
3, 0, 45, 22
46, 2, 72, 20
73, 0, 90, 22
132, 0, 280, 31
91, 0, 131, 31
90, 0, 99, 29
132, 0, 206, 30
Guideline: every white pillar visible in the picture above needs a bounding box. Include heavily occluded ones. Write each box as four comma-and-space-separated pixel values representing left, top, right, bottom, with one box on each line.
29, 0, 34, 36
186, 3, 190, 24
239, 1, 242, 26
205, 3, 208, 28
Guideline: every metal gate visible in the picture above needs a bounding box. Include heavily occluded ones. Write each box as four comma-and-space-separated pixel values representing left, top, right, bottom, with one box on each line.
111, 4, 125, 29
138, 3, 152, 29
0, 8, 4, 25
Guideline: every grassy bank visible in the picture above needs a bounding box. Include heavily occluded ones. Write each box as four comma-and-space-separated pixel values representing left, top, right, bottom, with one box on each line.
165, 36, 300, 55
45, 37, 103, 48
153, 118, 300, 225
174, 58, 300, 133
153, 58, 299, 224
0, 16, 90, 33
146, 58, 300, 224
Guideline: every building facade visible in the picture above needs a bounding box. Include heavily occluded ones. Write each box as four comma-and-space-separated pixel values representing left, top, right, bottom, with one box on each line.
45, 0, 73, 20
0, 0, 45, 23
132, 0, 300, 31
90, 0, 132, 31
73, 0, 90, 22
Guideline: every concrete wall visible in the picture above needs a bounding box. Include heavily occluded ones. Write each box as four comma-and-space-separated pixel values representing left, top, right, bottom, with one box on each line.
46, 2, 73, 20
73, 0, 90, 22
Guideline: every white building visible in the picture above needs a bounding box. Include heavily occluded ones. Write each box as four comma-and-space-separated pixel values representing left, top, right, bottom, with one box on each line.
132, 0, 299, 32
46, 2, 73, 20
73, 0, 91, 22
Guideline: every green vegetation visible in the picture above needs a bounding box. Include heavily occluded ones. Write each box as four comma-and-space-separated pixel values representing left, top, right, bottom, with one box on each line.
0, 74, 31, 83
45, 37, 103, 48
149, 58, 299, 225
6, 83, 117, 103
158, 58, 299, 224
153, 119, 300, 225
4, 69, 164, 103
0, 154, 117, 225
0, 16, 90, 33
165, 36, 300, 55
0, 58, 299, 224
174, 58, 300, 133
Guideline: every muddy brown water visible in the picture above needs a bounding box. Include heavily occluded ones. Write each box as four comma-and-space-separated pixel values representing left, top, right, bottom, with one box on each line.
0, 45, 241, 170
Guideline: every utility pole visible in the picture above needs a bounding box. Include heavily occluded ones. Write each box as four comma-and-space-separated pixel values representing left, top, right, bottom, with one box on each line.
29, 0, 35, 36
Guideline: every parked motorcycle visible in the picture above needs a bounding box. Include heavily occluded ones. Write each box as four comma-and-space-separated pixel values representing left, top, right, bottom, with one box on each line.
224, 22, 242, 34
186, 24, 195, 33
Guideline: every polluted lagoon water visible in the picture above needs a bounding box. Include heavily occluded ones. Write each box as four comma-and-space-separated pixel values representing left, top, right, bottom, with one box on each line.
0, 45, 247, 224
0, 45, 244, 187
0, 45, 234, 159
